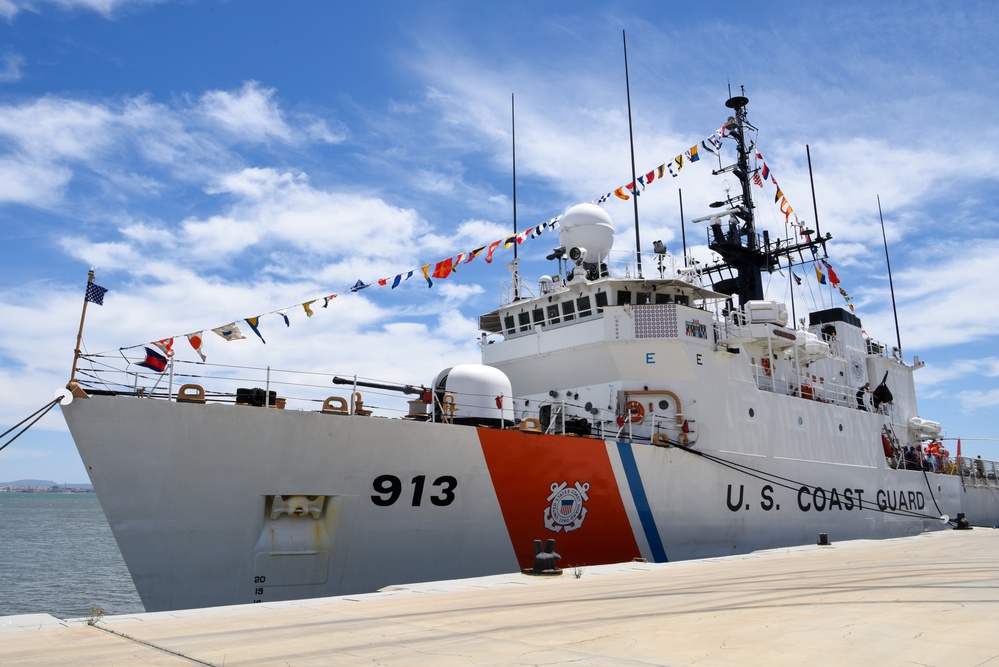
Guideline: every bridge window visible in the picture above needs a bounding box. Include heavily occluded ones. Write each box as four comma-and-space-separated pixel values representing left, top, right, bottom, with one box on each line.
577, 295, 593, 318
595, 291, 608, 312
562, 300, 575, 321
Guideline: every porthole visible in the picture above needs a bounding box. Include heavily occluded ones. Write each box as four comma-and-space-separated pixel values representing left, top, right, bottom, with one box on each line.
748, 408, 755, 418
659, 400, 670, 411
838, 424, 843, 432
797, 416, 804, 426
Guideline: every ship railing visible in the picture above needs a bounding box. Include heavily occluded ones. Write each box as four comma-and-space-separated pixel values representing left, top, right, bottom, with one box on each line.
957, 456, 999, 488
499, 248, 711, 306
72, 352, 432, 419
865, 337, 901, 360
749, 361, 854, 408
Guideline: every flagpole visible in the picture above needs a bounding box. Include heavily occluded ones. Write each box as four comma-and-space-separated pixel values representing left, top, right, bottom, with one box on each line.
69, 269, 95, 384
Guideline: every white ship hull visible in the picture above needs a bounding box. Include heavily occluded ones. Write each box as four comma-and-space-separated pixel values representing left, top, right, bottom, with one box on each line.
63, 392, 995, 612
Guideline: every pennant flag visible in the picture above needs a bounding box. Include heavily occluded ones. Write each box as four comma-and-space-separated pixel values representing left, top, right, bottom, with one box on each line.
704, 132, 723, 152
323, 294, 335, 308
85, 282, 109, 305
377, 278, 388, 286
433, 258, 454, 279
186, 331, 206, 362
779, 197, 793, 221
685, 145, 699, 163
245, 317, 266, 344
822, 260, 840, 287
646, 168, 658, 183
350, 280, 368, 292
279, 311, 290, 327
761, 163, 770, 180
466, 246, 485, 263
815, 264, 827, 285
137, 346, 168, 373
592, 192, 612, 204
666, 161, 676, 178
502, 234, 517, 249
421, 264, 433, 287
673, 154, 684, 174
213, 323, 245, 341
485, 239, 503, 263
614, 186, 630, 201
152, 337, 175, 358
391, 274, 402, 289
793, 272, 802, 286
774, 187, 783, 204
302, 300, 316, 317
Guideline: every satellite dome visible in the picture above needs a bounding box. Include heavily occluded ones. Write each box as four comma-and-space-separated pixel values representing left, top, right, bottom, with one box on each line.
558, 203, 614, 264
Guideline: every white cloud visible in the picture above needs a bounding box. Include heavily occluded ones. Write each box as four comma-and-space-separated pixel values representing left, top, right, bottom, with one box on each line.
197, 82, 297, 145
0, 83, 346, 214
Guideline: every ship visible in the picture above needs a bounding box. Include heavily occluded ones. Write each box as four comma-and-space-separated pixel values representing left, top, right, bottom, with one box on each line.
60, 95, 999, 613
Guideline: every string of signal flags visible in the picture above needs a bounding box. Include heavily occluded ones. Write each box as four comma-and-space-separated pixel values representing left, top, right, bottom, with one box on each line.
83, 117, 849, 370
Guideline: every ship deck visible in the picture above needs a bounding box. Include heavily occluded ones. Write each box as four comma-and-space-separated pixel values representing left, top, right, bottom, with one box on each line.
3, 528, 998, 666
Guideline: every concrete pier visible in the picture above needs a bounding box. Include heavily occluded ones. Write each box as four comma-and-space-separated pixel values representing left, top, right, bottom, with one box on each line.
3, 528, 998, 666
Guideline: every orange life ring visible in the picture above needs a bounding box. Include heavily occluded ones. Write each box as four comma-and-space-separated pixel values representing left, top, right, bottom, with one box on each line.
625, 400, 645, 424
761, 357, 772, 377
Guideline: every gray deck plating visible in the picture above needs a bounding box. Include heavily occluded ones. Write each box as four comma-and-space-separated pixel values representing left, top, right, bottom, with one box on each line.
3, 529, 998, 666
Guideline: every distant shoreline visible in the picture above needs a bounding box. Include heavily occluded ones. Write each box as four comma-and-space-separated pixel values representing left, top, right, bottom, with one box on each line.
0, 482, 94, 493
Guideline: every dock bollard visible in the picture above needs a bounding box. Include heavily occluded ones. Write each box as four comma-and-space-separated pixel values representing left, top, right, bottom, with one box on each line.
817, 533, 830, 546
523, 538, 562, 576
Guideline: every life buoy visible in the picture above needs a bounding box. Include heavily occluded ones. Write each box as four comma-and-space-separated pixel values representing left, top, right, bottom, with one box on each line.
761, 357, 772, 377
625, 400, 645, 424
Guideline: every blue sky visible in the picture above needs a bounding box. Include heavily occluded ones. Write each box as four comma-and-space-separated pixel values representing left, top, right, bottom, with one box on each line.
1, 0, 997, 482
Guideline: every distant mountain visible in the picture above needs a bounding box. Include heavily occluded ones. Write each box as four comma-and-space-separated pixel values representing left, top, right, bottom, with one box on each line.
1, 479, 93, 489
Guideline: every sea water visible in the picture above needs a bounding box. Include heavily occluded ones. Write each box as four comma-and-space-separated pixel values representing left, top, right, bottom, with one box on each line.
0, 493, 144, 619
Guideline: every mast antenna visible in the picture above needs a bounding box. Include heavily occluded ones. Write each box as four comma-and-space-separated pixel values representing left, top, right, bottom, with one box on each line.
622, 30, 643, 278
511, 93, 520, 300
877, 195, 903, 358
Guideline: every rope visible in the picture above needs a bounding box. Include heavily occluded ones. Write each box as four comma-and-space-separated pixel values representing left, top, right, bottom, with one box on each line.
0, 397, 63, 454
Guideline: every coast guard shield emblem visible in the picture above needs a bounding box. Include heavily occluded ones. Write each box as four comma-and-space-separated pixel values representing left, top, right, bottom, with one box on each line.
543, 481, 590, 532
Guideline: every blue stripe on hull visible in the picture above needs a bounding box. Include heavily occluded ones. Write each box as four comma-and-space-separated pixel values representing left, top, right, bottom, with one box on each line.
616, 441, 668, 562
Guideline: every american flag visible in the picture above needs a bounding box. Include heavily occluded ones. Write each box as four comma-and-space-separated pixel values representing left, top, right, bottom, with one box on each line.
84, 282, 108, 306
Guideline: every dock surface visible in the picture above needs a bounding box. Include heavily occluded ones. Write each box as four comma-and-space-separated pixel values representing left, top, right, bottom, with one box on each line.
3, 528, 998, 666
